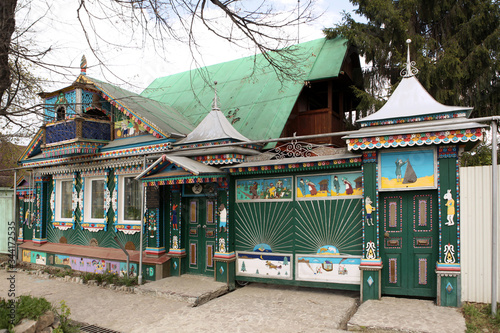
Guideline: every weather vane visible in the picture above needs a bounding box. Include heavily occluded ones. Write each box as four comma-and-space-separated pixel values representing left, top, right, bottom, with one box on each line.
401, 39, 419, 78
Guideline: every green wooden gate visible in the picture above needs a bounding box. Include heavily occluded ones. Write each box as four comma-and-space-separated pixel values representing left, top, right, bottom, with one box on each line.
234, 197, 363, 287
380, 190, 438, 297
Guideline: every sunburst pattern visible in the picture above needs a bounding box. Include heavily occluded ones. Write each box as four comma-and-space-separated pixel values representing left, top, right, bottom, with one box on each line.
235, 202, 294, 253
47, 226, 147, 250
295, 199, 363, 255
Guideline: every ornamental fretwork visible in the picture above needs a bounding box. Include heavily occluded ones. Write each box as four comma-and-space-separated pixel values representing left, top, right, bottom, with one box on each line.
271, 140, 319, 160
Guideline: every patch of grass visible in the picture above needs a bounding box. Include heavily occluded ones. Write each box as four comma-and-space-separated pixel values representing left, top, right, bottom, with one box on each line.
79, 271, 138, 286
462, 302, 500, 332
0, 298, 13, 329
115, 274, 138, 287
0, 295, 52, 328
54, 269, 73, 278
14, 295, 52, 325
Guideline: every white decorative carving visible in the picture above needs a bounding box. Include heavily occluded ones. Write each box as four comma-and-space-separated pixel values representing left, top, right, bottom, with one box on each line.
366, 241, 376, 259
444, 243, 456, 263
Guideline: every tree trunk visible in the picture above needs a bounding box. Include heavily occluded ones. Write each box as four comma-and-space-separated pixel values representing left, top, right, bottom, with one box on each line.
0, 0, 16, 105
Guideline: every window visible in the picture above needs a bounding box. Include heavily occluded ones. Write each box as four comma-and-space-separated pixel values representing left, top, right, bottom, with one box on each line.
56, 179, 73, 221
119, 175, 142, 223
84, 177, 106, 222
56, 106, 66, 121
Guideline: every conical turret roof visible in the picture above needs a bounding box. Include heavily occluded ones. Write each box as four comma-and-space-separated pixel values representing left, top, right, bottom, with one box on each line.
175, 83, 249, 145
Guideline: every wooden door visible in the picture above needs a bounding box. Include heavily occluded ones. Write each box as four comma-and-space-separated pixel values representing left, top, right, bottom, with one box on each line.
185, 198, 216, 276
380, 191, 438, 297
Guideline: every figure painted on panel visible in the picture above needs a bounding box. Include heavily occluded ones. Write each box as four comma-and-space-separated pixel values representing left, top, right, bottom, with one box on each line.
365, 197, 375, 226
305, 179, 317, 196
172, 235, 178, 249
443, 189, 455, 226
343, 178, 353, 195
333, 176, 340, 195
395, 159, 407, 182
171, 204, 178, 230
299, 178, 306, 195
269, 183, 276, 198
250, 182, 259, 199
219, 204, 227, 233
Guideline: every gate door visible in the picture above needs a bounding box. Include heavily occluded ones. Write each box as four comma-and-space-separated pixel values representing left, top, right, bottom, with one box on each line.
184, 198, 216, 276
380, 190, 438, 297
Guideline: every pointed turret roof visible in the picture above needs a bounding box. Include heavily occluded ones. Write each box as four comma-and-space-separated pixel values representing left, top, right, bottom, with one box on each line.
175, 82, 250, 145
358, 76, 472, 124
344, 40, 486, 151
358, 39, 472, 126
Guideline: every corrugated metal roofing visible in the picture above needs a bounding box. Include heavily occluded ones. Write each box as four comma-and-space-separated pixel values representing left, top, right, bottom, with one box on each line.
141, 37, 348, 141
88, 77, 194, 137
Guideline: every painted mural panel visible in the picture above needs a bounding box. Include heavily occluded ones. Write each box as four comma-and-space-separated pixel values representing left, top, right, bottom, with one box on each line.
120, 262, 138, 277
30, 251, 46, 265
70, 257, 85, 271
379, 149, 436, 190
236, 177, 293, 202
53, 254, 71, 268
22, 250, 31, 263
114, 113, 148, 138
295, 254, 361, 284
296, 172, 362, 200
236, 251, 292, 279
106, 261, 121, 274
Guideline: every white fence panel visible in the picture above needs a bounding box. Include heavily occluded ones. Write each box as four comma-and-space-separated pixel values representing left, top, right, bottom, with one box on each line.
460, 165, 500, 303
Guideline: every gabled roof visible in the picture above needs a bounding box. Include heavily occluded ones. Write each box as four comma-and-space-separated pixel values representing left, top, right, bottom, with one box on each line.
141, 37, 350, 141
358, 76, 473, 124
78, 76, 194, 138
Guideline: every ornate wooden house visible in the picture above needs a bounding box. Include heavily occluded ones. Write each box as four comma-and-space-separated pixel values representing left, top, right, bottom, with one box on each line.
16, 37, 363, 282
17, 36, 480, 307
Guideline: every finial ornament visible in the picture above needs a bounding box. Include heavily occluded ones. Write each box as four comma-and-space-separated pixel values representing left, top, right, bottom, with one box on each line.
401, 39, 419, 78
212, 81, 220, 111
80, 55, 87, 75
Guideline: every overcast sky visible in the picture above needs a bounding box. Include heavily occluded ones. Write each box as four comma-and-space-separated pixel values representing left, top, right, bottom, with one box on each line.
20, 0, 361, 93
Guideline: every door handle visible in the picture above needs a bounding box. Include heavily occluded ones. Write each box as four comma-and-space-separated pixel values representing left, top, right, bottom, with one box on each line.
197, 224, 201, 228
384, 232, 390, 238
202, 225, 207, 229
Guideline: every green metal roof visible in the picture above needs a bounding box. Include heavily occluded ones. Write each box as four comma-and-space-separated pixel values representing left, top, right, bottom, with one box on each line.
87, 77, 194, 138
141, 37, 348, 142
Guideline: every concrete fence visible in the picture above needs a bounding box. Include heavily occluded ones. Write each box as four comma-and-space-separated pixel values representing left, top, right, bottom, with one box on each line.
460, 165, 500, 303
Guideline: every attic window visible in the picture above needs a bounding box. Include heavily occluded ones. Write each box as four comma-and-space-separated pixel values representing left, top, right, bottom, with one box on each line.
56, 106, 66, 121
84, 108, 109, 120
299, 81, 329, 112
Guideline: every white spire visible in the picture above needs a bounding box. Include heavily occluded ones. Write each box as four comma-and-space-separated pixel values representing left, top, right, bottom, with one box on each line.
212, 81, 220, 111
401, 39, 418, 78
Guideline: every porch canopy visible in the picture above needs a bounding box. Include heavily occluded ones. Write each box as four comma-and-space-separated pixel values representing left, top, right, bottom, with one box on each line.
140, 155, 227, 186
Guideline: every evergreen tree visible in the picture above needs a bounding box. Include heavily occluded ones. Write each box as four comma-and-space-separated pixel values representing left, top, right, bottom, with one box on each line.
325, 0, 500, 118
283, 257, 288, 266
241, 261, 246, 272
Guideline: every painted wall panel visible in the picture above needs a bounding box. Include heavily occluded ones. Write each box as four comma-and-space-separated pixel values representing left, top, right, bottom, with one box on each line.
460, 165, 500, 303
295, 254, 361, 284
236, 252, 292, 279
